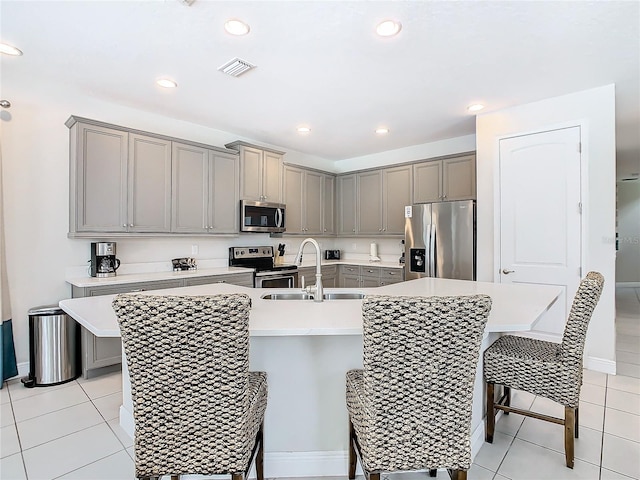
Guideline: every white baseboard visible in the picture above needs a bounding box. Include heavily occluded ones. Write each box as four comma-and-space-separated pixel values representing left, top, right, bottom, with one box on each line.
616, 282, 640, 288
119, 405, 135, 439
585, 356, 616, 375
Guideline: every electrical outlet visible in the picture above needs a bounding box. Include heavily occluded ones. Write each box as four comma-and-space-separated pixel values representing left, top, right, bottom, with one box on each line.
191, 245, 199, 255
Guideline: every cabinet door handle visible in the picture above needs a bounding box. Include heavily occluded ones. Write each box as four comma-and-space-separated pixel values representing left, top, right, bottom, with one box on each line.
216, 280, 226, 283
122, 224, 127, 228
388, 272, 395, 275
130, 288, 145, 292
129, 224, 134, 227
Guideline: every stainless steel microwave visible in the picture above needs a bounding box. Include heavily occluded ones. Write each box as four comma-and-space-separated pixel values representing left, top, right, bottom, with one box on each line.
240, 200, 286, 233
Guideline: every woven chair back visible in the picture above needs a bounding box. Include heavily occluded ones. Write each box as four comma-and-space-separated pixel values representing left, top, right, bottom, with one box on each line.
112, 293, 252, 476
361, 294, 492, 470
560, 271, 605, 366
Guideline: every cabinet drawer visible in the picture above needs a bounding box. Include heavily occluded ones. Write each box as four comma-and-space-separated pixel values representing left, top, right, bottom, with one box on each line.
339, 265, 360, 275
321, 265, 337, 276
361, 266, 381, 278
86, 279, 183, 296
380, 268, 403, 281
184, 273, 254, 288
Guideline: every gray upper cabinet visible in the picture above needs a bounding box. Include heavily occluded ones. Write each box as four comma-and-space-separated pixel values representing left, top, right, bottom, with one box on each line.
357, 170, 383, 234
383, 165, 413, 234
171, 143, 209, 233
171, 143, 239, 234
68, 116, 240, 237
413, 154, 476, 203
226, 141, 284, 203
128, 133, 172, 232
322, 174, 336, 235
337, 174, 357, 235
413, 160, 442, 203
70, 122, 128, 233
283, 165, 326, 235
442, 154, 476, 201
284, 165, 304, 233
210, 152, 239, 233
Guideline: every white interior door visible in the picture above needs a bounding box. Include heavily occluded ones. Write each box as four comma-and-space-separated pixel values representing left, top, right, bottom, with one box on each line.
499, 127, 582, 339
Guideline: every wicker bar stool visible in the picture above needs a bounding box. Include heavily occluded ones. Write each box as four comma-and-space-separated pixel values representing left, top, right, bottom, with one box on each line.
112, 293, 267, 480
346, 294, 492, 480
483, 271, 604, 469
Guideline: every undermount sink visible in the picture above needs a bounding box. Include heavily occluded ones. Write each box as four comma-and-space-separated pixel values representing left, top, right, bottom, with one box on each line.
322, 292, 366, 300
261, 292, 366, 301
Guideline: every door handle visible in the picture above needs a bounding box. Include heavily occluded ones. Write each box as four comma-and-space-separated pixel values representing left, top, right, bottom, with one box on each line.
502, 269, 515, 274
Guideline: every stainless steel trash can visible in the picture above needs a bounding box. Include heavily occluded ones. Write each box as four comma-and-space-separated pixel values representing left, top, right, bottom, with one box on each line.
21, 305, 80, 387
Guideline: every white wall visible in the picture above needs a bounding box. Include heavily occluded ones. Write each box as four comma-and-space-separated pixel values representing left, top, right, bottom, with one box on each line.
476, 84, 617, 372
616, 181, 640, 284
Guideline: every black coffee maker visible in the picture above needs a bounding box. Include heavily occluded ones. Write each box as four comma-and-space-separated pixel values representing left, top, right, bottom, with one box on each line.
90, 242, 121, 277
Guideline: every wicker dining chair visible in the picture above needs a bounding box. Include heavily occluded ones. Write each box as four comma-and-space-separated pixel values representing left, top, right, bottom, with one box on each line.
112, 293, 267, 480
346, 294, 492, 480
483, 271, 604, 469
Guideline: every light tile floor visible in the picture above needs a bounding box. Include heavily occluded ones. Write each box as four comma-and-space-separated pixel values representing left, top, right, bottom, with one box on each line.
1, 289, 638, 480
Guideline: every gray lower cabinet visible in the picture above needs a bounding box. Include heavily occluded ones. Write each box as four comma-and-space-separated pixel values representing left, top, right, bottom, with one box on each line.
71, 272, 254, 378
337, 264, 404, 287
297, 265, 337, 288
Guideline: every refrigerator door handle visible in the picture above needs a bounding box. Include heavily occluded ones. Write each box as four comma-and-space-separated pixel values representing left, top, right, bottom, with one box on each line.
430, 224, 436, 277
425, 224, 431, 276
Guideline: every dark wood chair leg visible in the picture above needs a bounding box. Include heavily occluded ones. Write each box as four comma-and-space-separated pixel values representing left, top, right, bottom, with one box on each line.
171, 476, 180, 480
369, 473, 381, 480
231, 473, 243, 480
256, 422, 264, 480
429, 469, 437, 477
348, 417, 357, 479
564, 406, 575, 469
448, 469, 467, 480
485, 382, 495, 442
575, 405, 579, 438
503, 386, 511, 415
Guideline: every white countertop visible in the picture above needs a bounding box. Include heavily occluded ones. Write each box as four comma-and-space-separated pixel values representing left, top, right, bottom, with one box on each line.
66, 261, 403, 288
59, 277, 561, 338
66, 266, 255, 288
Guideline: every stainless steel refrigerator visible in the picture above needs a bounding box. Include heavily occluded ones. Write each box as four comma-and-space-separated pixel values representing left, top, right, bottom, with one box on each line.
404, 200, 476, 281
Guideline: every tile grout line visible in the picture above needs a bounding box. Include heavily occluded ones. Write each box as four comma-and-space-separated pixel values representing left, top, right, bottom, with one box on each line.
5, 380, 29, 480
598, 374, 608, 480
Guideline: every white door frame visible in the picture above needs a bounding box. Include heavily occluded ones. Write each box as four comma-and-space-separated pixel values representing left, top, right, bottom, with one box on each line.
492, 120, 590, 287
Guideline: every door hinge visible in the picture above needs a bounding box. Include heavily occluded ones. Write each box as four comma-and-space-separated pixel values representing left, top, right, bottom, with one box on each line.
579, 266, 583, 276
577, 142, 582, 153
578, 202, 582, 214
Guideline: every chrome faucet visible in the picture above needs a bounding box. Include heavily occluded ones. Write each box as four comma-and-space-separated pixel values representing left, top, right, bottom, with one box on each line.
294, 238, 323, 303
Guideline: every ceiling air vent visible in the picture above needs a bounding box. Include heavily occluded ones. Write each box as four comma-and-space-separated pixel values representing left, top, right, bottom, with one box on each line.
218, 57, 255, 77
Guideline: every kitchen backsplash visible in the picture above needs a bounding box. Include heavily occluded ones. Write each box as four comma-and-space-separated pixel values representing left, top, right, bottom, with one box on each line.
66, 235, 404, 278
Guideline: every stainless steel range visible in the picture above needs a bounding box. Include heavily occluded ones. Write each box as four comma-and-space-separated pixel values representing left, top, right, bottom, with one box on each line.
229, 246, 298, 288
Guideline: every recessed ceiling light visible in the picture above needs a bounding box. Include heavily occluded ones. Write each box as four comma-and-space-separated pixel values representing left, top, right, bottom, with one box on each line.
0, 43, 23, 56
375, 127, 390, 135
156, 78, 178, 88
297, 126, 311, 134
376, 20, 402, 37
225, 19, 250, 36
467, 104, 485, 112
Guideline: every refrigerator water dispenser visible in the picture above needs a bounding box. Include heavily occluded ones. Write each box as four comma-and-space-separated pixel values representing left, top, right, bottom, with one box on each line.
410, 248, 426, 273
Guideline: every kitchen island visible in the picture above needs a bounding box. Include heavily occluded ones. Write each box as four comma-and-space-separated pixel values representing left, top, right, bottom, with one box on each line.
59, 278, 561, 478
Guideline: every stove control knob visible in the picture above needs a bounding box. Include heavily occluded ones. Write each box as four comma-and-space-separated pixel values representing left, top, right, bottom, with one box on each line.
240, 250, 245, 255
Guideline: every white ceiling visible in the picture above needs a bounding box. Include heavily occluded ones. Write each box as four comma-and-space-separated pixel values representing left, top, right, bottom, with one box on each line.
2, 1, 639, 177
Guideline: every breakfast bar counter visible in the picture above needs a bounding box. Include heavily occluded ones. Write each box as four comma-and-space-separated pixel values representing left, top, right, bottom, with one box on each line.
59, 278, 561, 478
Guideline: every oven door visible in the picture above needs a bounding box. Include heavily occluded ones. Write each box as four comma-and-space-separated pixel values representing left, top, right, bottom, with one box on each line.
255, 272, 298, 288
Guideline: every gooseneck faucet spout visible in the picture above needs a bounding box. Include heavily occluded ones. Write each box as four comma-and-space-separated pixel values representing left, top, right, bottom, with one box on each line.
294, 238, 324, 302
